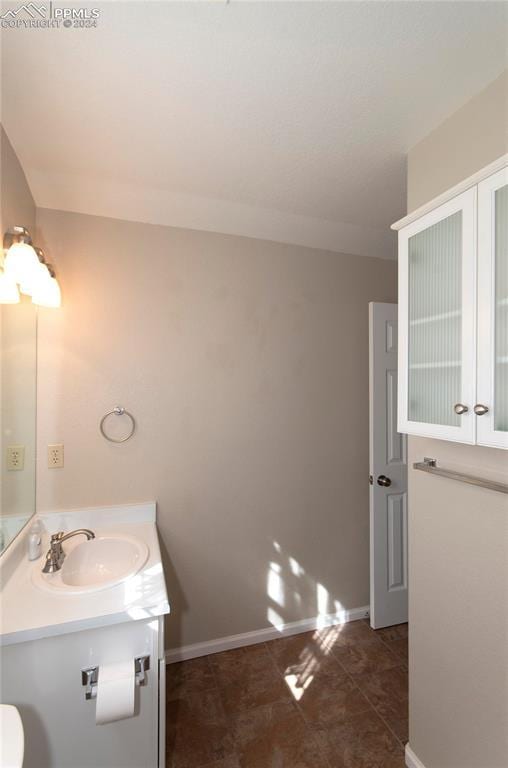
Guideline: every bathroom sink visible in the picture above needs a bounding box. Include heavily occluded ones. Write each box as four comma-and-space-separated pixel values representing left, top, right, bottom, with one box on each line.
33, 534, 149, 595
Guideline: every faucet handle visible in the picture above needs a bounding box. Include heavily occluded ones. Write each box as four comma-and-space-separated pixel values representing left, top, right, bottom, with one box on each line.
51, 531, 64, 543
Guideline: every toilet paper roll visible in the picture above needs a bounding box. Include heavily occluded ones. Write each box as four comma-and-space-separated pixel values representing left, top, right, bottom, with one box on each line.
96, 660, 135, 725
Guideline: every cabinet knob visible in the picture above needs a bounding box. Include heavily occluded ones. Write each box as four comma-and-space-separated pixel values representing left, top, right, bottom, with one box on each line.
453, 403, 469, 415
377, 475, 392, 487
474, 404, 489, 416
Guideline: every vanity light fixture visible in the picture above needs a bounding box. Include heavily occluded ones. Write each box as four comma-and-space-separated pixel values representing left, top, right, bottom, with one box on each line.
19, 248, 48, 295
3, 227, 39, 285
1, 226, 61, 307
32, 263, 62, 308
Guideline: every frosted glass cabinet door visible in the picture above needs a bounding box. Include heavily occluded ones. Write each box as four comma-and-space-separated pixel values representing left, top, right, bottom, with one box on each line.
477, 168, 508, 449
398, 188, 476, 442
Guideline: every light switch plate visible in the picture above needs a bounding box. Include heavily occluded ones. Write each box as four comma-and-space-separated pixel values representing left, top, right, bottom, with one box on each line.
6, 445, 24, 471
48, 443, 64, 468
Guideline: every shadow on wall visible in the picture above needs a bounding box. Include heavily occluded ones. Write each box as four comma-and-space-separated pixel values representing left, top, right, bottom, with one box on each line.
159, 535, 187, 653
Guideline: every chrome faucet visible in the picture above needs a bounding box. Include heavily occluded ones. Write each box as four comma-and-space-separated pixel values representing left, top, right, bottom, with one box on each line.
42, 529, 95, 574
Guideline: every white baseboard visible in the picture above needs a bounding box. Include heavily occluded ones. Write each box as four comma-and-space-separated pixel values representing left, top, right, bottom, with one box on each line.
165, 605, 370, 664
405, 745, 426, 768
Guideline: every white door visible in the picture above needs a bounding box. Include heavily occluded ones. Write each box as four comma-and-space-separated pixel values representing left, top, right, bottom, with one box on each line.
477, 167, 508, 449
369, 302, 408, 629
398, 188, 477, 443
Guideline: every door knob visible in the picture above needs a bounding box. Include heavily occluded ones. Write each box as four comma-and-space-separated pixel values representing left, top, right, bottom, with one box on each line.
377, 475, 391, 487
474, 404, 489, 416
453, 403, 469, 415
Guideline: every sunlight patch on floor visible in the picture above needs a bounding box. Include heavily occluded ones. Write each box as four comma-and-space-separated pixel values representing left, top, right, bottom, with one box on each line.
266, 541, 348, 700
284, 671, 314, 701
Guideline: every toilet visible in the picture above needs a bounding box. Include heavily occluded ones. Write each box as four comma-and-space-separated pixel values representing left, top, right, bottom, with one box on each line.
0, 705, 24, 768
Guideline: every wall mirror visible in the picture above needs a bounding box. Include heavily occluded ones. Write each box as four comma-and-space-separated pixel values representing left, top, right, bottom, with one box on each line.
0, 300, 37, 553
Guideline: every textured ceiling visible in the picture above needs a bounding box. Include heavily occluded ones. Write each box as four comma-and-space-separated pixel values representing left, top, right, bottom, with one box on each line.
1, 1, 507, 258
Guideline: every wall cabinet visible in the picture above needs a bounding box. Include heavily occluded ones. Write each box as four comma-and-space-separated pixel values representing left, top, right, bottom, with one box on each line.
395, 163, 508, 449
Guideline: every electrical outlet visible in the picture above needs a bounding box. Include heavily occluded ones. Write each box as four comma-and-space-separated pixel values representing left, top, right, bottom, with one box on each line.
6, 445, 24, 471
48, 443, 64, 468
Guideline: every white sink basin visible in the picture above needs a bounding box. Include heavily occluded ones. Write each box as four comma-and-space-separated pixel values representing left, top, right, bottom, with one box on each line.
33, 534, 149, 595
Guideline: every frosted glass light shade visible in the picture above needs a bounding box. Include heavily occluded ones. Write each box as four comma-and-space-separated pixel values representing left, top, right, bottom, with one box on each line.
0, 270, 20, 303
4, 242, 40, 285
20, 261, 49, 296
32, 274, 61, 308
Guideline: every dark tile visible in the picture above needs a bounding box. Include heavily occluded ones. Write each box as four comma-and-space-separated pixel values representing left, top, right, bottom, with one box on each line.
233, 699, 329, 768
333, 636, 401, 676
313, 709, 405, 768
167, 691, 235, 768
265, 623, 383, 680
211, 644, 291, 715
167, 723, 236, 768
360, 691, 408, 742
265, 630, 328, 672
355, 666, 409, 744
383, 710, 409, 744
356, 666, 408, 706
166, 627, 410, 767
209, 644, 272, 683
167, 657, 216, 700
295, 672, 372, 727
387, 637, 408, 662
267, 630, 349, 680
197, 758, 241, 768
218, 664, 291, 715
331, 620, 382, 648
167, 689, 226, 731
374, 624, 408, 643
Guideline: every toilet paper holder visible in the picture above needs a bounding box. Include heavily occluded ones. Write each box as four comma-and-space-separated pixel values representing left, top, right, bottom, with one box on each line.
81, 656, 150, 700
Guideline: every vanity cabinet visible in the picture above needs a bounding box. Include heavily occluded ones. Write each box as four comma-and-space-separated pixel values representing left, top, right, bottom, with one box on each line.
0, 506, 169, 768
396, 164, 508, 449
1, 618, 166, 768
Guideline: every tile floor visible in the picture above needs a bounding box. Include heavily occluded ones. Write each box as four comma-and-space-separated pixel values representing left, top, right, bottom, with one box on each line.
166, 619, 408, 768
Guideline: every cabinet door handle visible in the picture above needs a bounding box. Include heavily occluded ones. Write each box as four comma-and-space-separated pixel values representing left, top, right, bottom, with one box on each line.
453, 403, 469, 415
377, 475, 392, 487
474, 404, 489, 416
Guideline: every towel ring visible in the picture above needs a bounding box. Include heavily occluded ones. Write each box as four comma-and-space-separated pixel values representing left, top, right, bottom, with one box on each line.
99, 406, 136, 443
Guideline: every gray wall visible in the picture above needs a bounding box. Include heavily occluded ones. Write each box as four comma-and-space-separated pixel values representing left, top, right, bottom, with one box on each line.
406, 71, 508, 768
1, 126, 36, 238
35, 207, 397, 649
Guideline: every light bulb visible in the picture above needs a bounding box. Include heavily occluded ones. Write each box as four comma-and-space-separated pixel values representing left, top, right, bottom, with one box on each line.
0, 270, 20, 304
32, 274, 61, 308
4, 242, 40, 285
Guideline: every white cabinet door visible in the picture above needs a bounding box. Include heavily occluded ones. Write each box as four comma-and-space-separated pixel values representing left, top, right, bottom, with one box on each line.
398, 188, 477, 443
477, 168, 508, 449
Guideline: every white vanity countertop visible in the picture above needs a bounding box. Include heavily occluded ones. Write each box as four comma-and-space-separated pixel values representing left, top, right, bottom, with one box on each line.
0, 503, 170, 646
